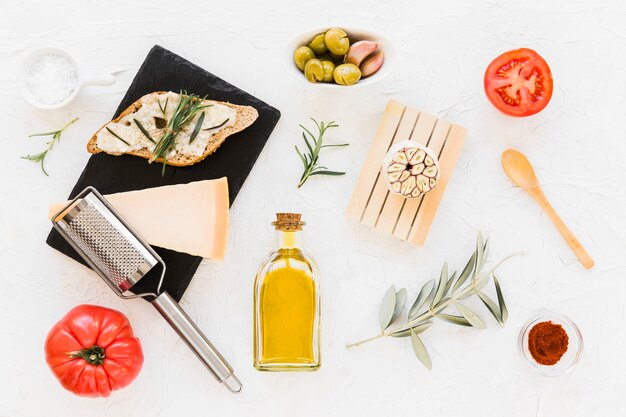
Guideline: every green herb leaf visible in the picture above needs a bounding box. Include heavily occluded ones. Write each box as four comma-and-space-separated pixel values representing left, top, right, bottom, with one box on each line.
476, 290, 503, 325
188, 111, 205, 144
437, 313, 472, 327
309, 170, 345, 176
391, 288, 407, 324
410, 330, 432, 369
106, 127, 131, 146
493, 274, 508, 323
390, 321, 433, 338
379, 286, 397, 332
409, 279, 435, 319
452, 251, 475, 292
321, 143, 349, 148
444, 271, 457, 295
455, 303, 486, 328
202, 118, 229, 131
431, 262, 448, 307
133, 119, 155, 143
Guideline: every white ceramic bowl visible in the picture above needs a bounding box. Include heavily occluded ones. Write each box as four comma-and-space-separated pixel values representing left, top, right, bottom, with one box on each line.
518, 311, 584, 377
19, 47, 115, 110
283, 27, 397, 88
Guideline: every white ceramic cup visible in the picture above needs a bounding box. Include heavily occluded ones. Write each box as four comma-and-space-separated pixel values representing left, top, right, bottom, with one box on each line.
283, 27, 397, 89
19, 47, 116, 110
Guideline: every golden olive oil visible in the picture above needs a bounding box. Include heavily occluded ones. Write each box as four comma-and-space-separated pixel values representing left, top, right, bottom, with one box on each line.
253, 213, 320, 371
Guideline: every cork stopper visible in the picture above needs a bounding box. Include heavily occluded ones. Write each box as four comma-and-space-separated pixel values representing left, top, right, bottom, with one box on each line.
272, 213, 305, 231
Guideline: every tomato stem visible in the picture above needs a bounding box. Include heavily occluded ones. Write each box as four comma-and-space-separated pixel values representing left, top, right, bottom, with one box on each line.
71, 346, 106, 366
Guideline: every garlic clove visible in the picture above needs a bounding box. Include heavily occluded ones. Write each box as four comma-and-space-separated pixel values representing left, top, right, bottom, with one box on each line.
345, 41, 378, 67
410, 149, 426, 165
392, 151, 407, 164
403, 175, 417, 196
425, 155, 434, 166
411, 163, 425, 176
391, 181, 401, 193
399, 170, 410, 182
388, 162, 405, 173
387, 170, 403, 182
411, 187, 421, 198
404, 147, 417, 161
430, 178, 437, 188
423, 165, 438, 178
417, 175, 430, 193
360, 51, 384, 78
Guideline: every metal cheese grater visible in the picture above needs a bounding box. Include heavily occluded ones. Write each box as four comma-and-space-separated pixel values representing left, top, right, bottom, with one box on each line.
52, 186, 242, 393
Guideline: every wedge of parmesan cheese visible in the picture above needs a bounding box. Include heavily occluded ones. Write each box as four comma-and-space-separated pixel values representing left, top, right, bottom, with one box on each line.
48, 179, 229, 260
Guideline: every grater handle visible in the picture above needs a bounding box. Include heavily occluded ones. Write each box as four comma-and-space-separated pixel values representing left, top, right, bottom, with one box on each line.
151, 292, 242, 393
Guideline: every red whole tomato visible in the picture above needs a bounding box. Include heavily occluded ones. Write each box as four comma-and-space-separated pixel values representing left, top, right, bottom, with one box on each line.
484, 48, 553, 117
45, 305, 143, 398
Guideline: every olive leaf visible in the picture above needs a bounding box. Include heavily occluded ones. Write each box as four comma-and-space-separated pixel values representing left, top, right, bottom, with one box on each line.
431, 262, 448, 307
452, 251, 475, 293
408, 279, 435, 319
476, 290, 503, 325
390, 288, 407, 325
455, 302, 486, 329
410, 329, 432, 369
379, 286, 397, 332
437, 313, 472, 327
390, 321, 433, 338
494, 274, 508, 323
475, 232, 485, 280
443, 271, 457, 296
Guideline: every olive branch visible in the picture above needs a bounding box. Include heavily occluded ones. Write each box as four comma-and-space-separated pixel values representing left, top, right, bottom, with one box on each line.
346, 233, 515, 369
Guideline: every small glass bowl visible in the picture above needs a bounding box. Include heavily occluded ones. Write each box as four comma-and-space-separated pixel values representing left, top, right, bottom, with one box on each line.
518, 312, 583, 377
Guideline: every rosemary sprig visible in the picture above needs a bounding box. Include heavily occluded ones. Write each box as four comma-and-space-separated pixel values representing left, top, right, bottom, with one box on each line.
150, 91, 209, 175
295, 119, 348, 188
22, 117, 79, 176
346, 233, 516, 369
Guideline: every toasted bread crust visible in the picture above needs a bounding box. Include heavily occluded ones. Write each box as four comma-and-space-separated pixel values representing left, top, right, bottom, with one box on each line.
87, 91, 258, 167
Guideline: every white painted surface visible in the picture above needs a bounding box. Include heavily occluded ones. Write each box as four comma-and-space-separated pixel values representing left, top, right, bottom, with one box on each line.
2, 0, 626, 415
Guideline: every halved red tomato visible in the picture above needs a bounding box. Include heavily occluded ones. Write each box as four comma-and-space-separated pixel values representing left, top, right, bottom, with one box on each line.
484, 48, 553, 117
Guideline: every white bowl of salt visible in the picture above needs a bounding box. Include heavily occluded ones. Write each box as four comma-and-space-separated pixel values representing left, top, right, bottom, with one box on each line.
19, 47, 116, 110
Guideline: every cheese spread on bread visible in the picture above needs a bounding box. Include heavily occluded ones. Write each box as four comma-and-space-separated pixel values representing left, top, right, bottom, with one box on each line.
96, 91, 236, 159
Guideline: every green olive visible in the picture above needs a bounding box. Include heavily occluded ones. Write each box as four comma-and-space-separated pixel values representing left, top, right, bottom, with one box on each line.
333, 63, 361, 86
307, 33, 328, 55
294, 46, 315, 71
324, 28, 350, 55
304, 59, 324, 83
321, 60, 335, 83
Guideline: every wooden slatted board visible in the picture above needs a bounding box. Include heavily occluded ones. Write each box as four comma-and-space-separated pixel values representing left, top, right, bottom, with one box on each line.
346, 100, 467, 245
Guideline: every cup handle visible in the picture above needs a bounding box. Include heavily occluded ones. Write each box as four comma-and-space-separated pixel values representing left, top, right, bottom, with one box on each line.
80, 74, 116, 88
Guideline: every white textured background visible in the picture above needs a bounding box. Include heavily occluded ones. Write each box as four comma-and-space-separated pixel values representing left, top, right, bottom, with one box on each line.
2, 0, 626, 416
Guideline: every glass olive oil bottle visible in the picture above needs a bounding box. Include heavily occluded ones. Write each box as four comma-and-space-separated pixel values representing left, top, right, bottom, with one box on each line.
253, 213, 320, 371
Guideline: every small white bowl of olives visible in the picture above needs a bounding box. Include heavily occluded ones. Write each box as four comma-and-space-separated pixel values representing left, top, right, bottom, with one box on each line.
284, 27, 396, 88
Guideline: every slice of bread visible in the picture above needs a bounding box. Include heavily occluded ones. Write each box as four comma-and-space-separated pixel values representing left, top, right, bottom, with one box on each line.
87, 91, 259, 167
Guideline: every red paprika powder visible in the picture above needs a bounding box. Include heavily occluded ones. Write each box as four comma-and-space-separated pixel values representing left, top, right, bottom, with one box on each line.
528, 321, 569, 365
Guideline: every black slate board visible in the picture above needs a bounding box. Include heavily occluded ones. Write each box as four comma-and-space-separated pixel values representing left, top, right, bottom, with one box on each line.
46, 45, 280, 302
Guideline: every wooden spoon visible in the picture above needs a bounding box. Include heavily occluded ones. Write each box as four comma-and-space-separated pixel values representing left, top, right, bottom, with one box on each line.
501, 149, 594, 269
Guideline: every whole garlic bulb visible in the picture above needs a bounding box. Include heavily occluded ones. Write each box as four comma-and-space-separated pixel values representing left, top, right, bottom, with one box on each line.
381, 141, 440, 198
